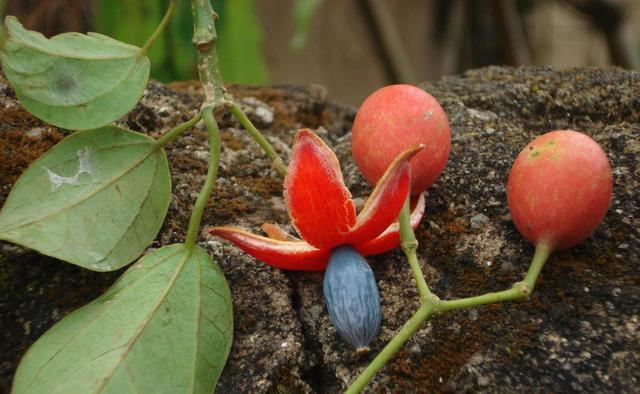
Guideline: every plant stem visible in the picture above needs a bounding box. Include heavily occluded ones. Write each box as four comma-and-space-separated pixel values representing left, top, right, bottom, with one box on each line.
345, 197, 441, 393
140, 0, 177, 56
345, 302, 435, 394
398, 196, 432, 300
437, 285, 523, 312
228, 102, 288, 177
438, 242, 552, 312
520, 241, 552, 293
345, 241, 553, 392
185, 107, 221, 252
191, 0, 287, 175
191, 0, 227, 107
154, 112, 203, 148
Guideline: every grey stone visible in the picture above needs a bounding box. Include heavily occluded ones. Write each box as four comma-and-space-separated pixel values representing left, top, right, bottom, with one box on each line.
470, 213, 490, 229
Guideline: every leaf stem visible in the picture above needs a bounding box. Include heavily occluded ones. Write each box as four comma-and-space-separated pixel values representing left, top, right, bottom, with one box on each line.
140, 0, 177, 56
154, 112, 203, 148
228, 102, 287, 177
185, 107, 221, 252
398, 196, 432, 300
345, 302, 435, 394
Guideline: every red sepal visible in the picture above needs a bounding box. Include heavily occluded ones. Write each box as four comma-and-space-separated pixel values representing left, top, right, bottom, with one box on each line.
347, 145, 423, 245
354, 193, 426, 256
284, 129, 356, 249
261, 223, 300, 241
209, 226, 330, 270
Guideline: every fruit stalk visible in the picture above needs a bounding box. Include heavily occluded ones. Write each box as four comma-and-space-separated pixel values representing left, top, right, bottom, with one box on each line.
398, 196, 432, 300
346, 244, 552, 392
437, 243, 551, 312
345, 302, 435, 394
518, 242, 552, 294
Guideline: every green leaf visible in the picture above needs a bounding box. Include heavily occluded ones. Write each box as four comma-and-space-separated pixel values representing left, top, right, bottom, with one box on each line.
217, 0, 269, 84
0, 16, 150, 130
0, 126, 170, 271
12, 244, 234, 394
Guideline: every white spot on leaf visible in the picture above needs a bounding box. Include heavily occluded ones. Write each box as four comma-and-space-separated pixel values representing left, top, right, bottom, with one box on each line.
91, 260, 111, 271
88, 251, 105, 262
45, 146, 94, 190
77, 146, 93, 175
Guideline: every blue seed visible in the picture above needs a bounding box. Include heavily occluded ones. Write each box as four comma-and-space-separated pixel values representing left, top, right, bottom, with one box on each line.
323, 245, 381, 351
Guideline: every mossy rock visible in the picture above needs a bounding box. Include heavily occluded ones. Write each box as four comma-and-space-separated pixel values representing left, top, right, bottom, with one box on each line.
1, 67, 638, 392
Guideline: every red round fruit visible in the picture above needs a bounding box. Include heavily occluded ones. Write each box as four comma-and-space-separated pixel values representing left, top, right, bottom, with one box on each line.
507, 130, 613, 251
351, 84, 451, 195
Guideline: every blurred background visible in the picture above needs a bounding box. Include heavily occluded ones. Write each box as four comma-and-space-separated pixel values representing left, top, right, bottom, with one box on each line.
2, 0, 639, 105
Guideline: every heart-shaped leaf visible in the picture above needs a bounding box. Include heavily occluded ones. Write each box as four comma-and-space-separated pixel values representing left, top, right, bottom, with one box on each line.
0, 126, 170, 271
0, 16, 150, 130
12, 244, 234, 394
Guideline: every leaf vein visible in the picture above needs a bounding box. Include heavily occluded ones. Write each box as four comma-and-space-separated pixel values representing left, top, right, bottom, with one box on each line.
22, 248, 183, 390
1, 140, 157, 232
90, 247, 192, 394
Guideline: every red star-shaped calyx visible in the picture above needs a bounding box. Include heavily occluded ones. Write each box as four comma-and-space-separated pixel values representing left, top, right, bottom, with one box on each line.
208, 129, 425, 270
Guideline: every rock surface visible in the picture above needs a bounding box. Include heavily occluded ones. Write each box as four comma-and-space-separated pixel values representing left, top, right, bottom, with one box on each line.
1, 66, 638, 393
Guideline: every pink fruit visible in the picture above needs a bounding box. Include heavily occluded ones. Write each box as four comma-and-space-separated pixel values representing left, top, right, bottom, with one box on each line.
352, 84, 451, 195
507, 130, 613, 251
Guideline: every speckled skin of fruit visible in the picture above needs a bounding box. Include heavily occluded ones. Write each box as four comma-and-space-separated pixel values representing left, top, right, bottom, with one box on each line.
507, 130, 613, 251
351, 84, 451, 194
323, 245, 381, 351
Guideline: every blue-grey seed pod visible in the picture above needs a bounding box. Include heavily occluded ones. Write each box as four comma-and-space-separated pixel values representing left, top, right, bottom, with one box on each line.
323, 245, 381, 352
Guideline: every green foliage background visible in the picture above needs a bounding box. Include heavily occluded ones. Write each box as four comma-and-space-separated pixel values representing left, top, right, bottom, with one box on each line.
95, 0, 270, 84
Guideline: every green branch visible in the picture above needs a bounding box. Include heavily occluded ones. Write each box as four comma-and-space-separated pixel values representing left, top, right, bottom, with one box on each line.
345, 238, 553, 392
192, 0, 227, 107
184, 0, 227, 253
228, 102, 288, 177
520, 242, 552, 293
185, 107, 221, 251
438, 243, 551, 312
141, 0, 177, 56
398, 196, 432, 301
192, 0, 287, 176
154, 112, 203, 148
345, 302, 435, 394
